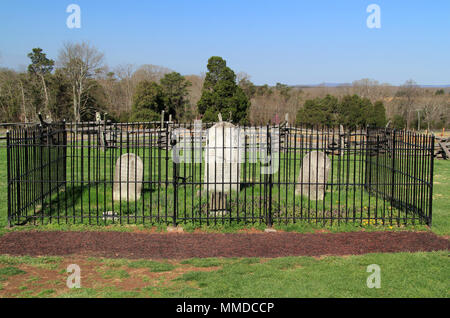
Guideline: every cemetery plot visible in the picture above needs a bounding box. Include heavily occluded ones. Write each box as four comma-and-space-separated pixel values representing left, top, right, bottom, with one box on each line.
6, 122, 435, 227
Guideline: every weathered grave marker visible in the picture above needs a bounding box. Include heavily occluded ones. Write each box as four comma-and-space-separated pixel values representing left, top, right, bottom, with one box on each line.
204, 121, 243, 213
113, 153, 144, 202
295, 151, 331, 200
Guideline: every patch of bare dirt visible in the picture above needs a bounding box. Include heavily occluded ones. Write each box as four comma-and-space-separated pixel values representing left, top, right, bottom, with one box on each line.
237, 227, 266, 234
313, 229, 331, 234
0, 256, 222, 297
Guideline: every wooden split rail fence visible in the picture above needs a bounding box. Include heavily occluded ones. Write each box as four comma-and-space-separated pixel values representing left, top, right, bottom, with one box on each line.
434, 137, 450, 159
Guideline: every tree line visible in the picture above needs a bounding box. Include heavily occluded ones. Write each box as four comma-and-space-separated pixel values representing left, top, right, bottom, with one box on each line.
0, 41, 448, 130
295, 94, 387, 129
248, 78, 449, 130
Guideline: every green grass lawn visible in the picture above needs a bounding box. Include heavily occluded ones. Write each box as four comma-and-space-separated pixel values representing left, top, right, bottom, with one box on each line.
0, 251, 447, 298
430, 160, 450, 236
0, 143, 448, 298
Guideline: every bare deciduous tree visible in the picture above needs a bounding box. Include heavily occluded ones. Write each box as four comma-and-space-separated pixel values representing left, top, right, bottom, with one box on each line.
420, 96, 448, 130
352, 78, 379, 99
132, 64, 173, 83
58, 41, 105, 121
184, 74, 204, 119
395, 79, 420, 129
0, 69, 32, 122
115, 64, 136, 112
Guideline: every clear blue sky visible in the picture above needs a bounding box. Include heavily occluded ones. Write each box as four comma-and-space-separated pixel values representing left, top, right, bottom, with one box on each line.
0, 0, 449, 85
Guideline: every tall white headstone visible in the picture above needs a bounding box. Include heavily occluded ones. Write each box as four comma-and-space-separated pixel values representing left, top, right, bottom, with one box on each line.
113, 153, 144, 201
204, 122, 243, 212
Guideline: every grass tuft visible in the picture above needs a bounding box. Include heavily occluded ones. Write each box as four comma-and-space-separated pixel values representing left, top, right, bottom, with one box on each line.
0, 266, 26, 277
128, 260, 176, 272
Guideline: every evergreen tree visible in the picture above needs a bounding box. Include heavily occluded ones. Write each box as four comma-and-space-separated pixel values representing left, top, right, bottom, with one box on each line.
296, 95, 338, 127
160, 72, 191, 122
368, 101, 387, 127
297, 94, 387, 129
130, 81, 165, 122
197, 56, 250, 124
338, 95, 369, 129
48, 69, 73, 121
392, 115, 406, 129
27, 48, 55, 119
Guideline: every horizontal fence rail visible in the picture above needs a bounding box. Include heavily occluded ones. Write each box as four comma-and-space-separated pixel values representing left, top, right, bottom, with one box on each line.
6, 121, 435, 227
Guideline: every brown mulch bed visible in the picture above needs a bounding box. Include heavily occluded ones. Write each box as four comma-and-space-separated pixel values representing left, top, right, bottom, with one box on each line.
0, 231, 448, 259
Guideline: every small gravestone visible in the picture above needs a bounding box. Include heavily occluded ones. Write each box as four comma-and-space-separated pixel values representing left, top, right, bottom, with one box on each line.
113, 153, 144, 201
204, 121, 243, 214
295, 151, 331, 200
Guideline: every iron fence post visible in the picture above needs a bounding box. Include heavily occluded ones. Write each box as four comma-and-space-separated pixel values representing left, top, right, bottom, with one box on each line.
63, 120, 67, 186
171, 129, 178, 227
391, 129, 396, 204
15, 129, 21, 222
173, 160, 178, 227
6, 130, 12, 227
364, 126, 372, 192
267, 124, 273, 227
39, 124, 44, 224
428, 134, 435, 226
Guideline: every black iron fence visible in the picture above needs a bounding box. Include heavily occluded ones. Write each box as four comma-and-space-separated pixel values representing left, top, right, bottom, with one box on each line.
364, 128, 434, 225
6, 121, 435, 227
7, 123, 67, 226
